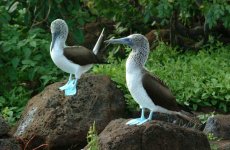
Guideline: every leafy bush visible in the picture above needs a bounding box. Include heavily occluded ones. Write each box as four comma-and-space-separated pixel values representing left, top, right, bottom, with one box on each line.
87, 0, 147, 32
0, 4, 62, 124
87, 0, 230, 30
92, 42, 230, 112
1, 0, 95, 44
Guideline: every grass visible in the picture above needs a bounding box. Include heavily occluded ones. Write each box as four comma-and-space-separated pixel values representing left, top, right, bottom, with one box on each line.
87, 122, 100, 150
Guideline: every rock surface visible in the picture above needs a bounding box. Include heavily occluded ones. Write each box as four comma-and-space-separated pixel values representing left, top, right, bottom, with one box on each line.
0, 116, 21, 150
0, 138, 21, 150
94, 119, 210, 150
204, 115, 230, 140
0, 116, 10, 137
210, 140, 230, 150
13, 75, 126, 150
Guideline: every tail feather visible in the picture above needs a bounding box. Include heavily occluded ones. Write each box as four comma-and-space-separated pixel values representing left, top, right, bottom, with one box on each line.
178, 104, 193, 115
172, 111, 204, 130
177, 112, 199, 124
93, 28, 105, 55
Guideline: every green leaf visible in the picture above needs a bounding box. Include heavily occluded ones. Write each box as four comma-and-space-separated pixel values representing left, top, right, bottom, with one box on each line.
192, 104, 198, 110
30, 41, 37, 47
211, 100, 217, 105
11, 57, 20, 68
201, 93, 209, 99
225, 95, 230, 100
21, 59, 36, 66
23, 48, 32, 58
8, 2, 19, 13
73, 28, 84, 44
219, 103, 227, 112
77, 18, 85, 26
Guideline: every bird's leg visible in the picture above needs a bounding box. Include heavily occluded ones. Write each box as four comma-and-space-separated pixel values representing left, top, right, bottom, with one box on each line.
126, 107, 146, 125
59, 74, 75, 91
137, 110, 154, 125
64, 73, 80, 96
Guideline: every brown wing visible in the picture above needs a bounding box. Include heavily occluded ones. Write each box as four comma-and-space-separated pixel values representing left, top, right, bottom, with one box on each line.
142, 72, 180, 111
63, 46, 100, 66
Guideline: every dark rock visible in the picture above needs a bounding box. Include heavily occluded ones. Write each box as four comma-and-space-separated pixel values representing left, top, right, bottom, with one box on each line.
145, 29, 170, 49
0, 116, 21, 150
13, 75, 125, 150
96, 119, 210, 150
0, 116, 10, 137
204, 115, 230, 140
0, 138, 21, 150
210, 140, 230, 150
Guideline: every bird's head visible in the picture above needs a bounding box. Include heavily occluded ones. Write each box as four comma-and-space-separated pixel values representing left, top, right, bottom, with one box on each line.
50, 19, 68, 49
105, 34, 149, 52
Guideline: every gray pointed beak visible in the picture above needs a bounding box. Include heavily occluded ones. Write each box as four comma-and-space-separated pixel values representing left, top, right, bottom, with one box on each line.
104, 37, 132, 46
51, 32, 58, 50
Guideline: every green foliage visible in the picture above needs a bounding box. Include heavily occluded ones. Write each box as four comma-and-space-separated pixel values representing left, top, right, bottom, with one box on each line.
1, 0, 95, 44
197, 112, 215, 124
92, 43, 230, 112
207, 133, 221, 141
86, 0, 140, 29
87, 122, 100, 150
148, 42, 230, 112
24, 0, 95, 44
0, 3, 63, 124
202, 0, 230, 28
1, 106, 22, 126
87, 0, 230, 30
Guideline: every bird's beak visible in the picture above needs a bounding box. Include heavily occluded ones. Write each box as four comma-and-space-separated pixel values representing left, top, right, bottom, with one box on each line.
51, 32, 58, 50
104, 37, 132, 46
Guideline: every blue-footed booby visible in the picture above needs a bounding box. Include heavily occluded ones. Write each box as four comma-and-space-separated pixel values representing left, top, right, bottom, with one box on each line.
50, 19, 105, 96
105, 34, 194, 125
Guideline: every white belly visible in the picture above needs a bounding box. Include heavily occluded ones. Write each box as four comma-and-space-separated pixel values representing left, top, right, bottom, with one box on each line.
50, 51, 92, 77
125, 53, 175, 114
126, 70, 157, 111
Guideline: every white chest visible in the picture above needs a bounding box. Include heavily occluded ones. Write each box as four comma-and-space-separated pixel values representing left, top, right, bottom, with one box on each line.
126, 69, 141, 92
50, 49, 78, 74
126, 59, 156, 110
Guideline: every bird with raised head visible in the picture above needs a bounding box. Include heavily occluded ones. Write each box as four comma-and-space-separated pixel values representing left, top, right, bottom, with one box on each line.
105, 34, 195, 125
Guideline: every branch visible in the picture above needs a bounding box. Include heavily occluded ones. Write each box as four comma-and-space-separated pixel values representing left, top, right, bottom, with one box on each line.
31, 0, 51, 28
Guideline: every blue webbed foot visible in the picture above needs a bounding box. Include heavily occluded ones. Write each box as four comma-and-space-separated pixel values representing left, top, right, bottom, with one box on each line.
59, 79, 75, 91
65, 86, 77, 96
126, 108, 146, 125
126, 117, 146, 125
64, 80, 78, 96
136, 118, 151, 125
